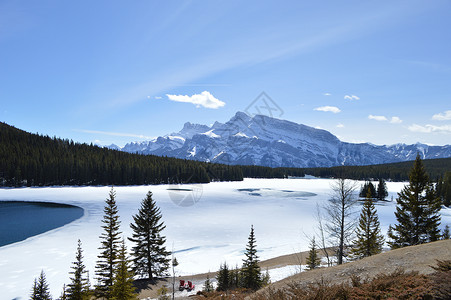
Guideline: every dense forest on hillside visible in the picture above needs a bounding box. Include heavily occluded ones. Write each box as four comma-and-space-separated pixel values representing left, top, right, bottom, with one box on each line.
301, 158, 451, 182
0, 122, 282, 187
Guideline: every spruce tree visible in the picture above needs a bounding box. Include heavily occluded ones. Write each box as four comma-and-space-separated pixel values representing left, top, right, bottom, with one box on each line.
216, 262, 230, 291
129, 191, 170, 279
305, 237, 321, 270
359, 181, 376, 198
30, 270, 52, 300
67, 239, 90, 300
351, 188, 384, 258
203, 274, 214, 293
443, 225, 450, 240
241, 225, 262, 290
388, 154, 442, 248
376, 178, 388, 201
95, 188, 122, 298
110, 240, 138, 300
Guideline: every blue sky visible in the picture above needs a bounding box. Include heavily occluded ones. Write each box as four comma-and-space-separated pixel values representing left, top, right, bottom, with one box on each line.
1, 0, 451, 147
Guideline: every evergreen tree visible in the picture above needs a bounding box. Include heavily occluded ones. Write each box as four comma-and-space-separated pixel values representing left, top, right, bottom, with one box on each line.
376, 178, 388, 201
351, 188, 384, 258
241, 225, 262, 290
216, 262, 230, 291
359, 181, 376, 198
67, 240, 90, 300
110, 240, 138, 300
129, 191, 170, 279
203, 274, 214, 293
305, 237, 321, 270
30, 270, 52, 300
388, 154, 442, 248
95, 188, 122, 299
443, 225, 450, 240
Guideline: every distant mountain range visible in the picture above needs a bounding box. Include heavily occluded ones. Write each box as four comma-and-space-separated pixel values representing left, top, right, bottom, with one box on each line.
112, 112, 451, 168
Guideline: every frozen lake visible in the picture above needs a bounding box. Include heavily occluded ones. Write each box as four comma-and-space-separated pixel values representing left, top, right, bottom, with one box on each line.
0, 178, 450, 299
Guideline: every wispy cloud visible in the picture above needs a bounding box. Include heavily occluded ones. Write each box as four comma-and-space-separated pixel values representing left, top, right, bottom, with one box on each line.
166, 91, 225, 109
368, 115, 388, 121
432, 110, 451, 121
408, 124, 451, 134
323, 93, 332, 96
390, 116, 403, 124
336, 123, 345, 128
344, 95, 360, 101
314, 106, 341, 113
74, 129, 154, 140
368, 115, 402, 124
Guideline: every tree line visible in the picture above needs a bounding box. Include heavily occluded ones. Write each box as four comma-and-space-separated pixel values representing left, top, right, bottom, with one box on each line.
301, 157, 451, 182
0, 122, 295, 187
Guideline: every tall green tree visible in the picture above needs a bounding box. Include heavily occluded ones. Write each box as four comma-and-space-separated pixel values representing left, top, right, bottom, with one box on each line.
443, 225, 450, 240
66, 240, 90, 300
95, 188, 122, 298
110, 240, 138, 300
388, 154, 442, 248
351, 188, 384, 259
30, 270, 52, 300
376, 178, 388, 201
129, 191, 170, 279
241, 225, 262, 290
359, 181, 376, 198
216, 262, 230, 292
305, 237, 321, 270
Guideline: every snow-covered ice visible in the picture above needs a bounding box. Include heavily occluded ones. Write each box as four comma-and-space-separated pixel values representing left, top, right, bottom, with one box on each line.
0, 178, 450, 299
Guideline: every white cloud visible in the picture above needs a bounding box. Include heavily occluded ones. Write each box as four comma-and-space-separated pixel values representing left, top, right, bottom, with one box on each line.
314, 106, 341, 113
344, 94, 360, 101
408, 124, 451, 133
336, 123, 345, 128
166, 91, 225, 109
368, 115, 388, 121
432, 110, 451, 121
323, 93, 332, 96
154, 96, 162, 99
390, 116, 402, 124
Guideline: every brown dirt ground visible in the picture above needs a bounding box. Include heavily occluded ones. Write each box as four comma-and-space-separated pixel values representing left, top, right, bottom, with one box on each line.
260, 239, 451, 295
137, 240, 451, 299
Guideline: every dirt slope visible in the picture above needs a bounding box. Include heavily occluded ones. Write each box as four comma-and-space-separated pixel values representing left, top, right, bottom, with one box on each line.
265, 239, 451, 293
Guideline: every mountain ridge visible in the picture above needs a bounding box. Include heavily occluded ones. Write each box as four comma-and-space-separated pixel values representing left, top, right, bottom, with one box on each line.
119, 112, 451, 168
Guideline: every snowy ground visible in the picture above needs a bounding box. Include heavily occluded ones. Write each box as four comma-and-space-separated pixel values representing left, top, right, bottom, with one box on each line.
0, 178, 450, 299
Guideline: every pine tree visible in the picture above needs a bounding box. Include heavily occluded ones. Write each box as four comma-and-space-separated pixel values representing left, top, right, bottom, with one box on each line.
110, 240, 138, 300
376, 178, 388, 201
129, 191, 170, 279
305, 237, 321, 270
359, 181, 376, 198
67, 239, 90, 300
388, 154, 442, 248
203, 274, 214, 293
216, 262, 230, 291
351, 188, 384, 258
95, 188, 122, 298
443, 225, 450, 240
30, 270, 52, 300
241, 225, 262, 290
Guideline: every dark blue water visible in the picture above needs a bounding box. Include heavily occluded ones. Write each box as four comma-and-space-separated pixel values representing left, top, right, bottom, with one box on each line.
0, 201, 84, 247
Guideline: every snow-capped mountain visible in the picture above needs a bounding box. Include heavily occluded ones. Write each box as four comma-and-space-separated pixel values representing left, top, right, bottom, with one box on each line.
118, 112, 451, 168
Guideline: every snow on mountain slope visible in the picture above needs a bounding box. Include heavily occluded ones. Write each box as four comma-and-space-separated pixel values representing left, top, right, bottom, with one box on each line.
119, 112, 451, 168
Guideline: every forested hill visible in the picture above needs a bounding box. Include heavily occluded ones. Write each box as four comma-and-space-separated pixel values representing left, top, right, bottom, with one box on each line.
0, 122, 249, 187
301, 157, 451, 181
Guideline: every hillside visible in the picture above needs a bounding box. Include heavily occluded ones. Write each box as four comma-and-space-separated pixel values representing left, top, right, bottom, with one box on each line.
255, 240, 451, 299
